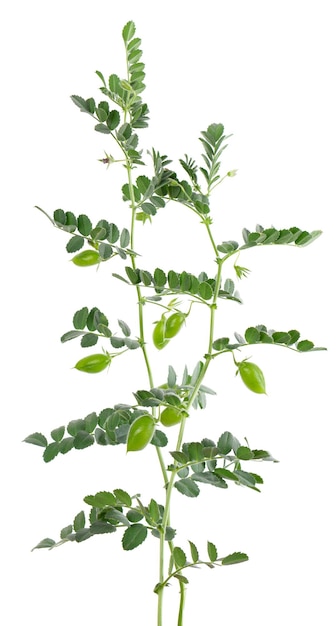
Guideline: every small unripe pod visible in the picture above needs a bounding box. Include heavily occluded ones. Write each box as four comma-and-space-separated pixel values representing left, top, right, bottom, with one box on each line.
74, 353, 111, 373
126, 415, 155, 451
160, 407, 184, 427
72, 250, 100, 267
237, 361, 266, 394
153, 316, 169, 350
165, 312, 186, 339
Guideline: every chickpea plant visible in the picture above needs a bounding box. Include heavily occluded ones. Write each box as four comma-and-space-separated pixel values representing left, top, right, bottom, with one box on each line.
25, 21, 325, 626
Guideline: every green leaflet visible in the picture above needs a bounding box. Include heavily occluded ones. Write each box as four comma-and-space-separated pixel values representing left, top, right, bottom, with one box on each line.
221, 552, 249, 566
122, 524, 148, 550
173, 547, 187, 568
32, 538, 56, 551
207, 541, 218, 562
24, 432, 47, 447
175, 479, 200, 498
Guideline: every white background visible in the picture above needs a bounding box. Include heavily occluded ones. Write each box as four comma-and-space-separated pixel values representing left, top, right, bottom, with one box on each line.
1, 1, 335, 624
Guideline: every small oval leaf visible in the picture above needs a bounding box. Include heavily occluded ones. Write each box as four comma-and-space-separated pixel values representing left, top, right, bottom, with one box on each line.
50, 426, 65, 443
207, 541, 218, 562
297, 340, 314, 352
245, 327, 260, 343
198, 282, 213, 300
175, 478, 200, 498
173, 546, 187, 568
236, 446, 254, 461
73, 307, 89, 330
43, 442, 59, 463
24, 432, 48, 447
221, 552, 249, 566
122, 524, 147, 551
80, 333, 99, 348
66, 235, 85, 253
73, 511, 85, 531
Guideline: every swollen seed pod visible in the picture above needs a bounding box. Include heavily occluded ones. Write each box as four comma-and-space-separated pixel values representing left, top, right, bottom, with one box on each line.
72, 250, 100, 267
160, 407, 183, 427
165, 312, 186, 339
74, 353, 111, 373
153, 316, 169, 350
126, 415, 155, 452
237, 361, 266, 394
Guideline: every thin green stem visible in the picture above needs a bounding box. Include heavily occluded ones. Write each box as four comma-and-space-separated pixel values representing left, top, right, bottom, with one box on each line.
210, 341, 305, 361
126, 159, 176, 626
127, 167, 154, 390
177, 580, 186, 626
157, 555, 228, 591
156, 446, 169, 485
209, 173, 228, 192
158, 531, 165, 626
167, 452, 234, 474
141, 285, 209, 307
204, 219, 220, 258
158, 219, 226, 625
161, 354, 213, 529
34, 205, 56, 225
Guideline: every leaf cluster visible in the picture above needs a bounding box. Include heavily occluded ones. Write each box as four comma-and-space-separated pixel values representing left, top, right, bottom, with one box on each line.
212, 325, 325, 353
114, 266, 241, 304
134, 362, 216, 412
60, 306, 140, 350
199, 123, 231, 191
170, 431, 277, 498
179, 123, 231, 196
38, 206, 134, 260
58, 211, 131, 259
32, 490, 175, 552
125, 151, 204, 222
24, 403, 170, 462
154, 540, 248, 592
218, 224, 322, 254
71, 90, 145, 166
123, 154, 213, 221
123, 172, 167, 218
71, 22, 149, 166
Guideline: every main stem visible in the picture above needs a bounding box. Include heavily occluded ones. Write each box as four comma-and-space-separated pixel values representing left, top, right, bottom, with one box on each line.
128, 167, 154, 388
126, 161, 172, 626
127, 166, 169, 489
159, 226, 223, 626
